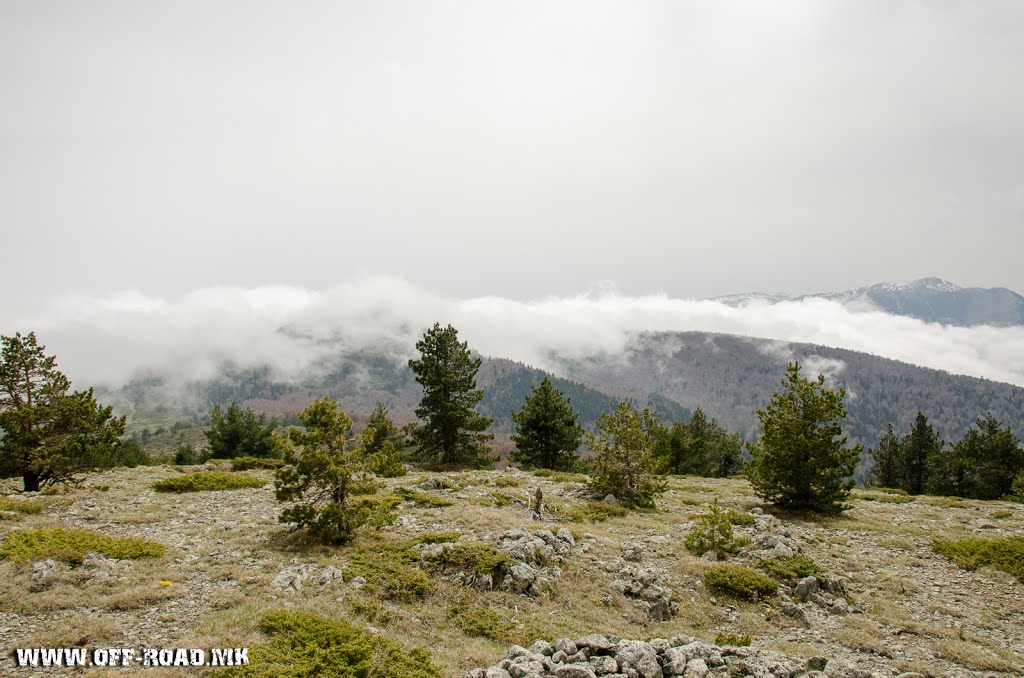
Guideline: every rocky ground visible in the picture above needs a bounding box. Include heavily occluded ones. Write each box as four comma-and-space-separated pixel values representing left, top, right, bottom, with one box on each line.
0, 465, 1021, 676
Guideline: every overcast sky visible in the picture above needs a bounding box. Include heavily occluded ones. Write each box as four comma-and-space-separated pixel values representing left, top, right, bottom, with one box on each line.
2, 0, 1022, 318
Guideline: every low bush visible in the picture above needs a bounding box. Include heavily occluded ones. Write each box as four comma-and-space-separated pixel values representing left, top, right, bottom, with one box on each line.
531, 469, 589, 483
859, 493, 915, 504
0, 527, 165, 564
152, 471, 265, 493
759, 553, 821, 580
564, 502, 629, 522
0, 497, 50, 515
931, 535, 1024, 581
493, 476, 524, 488
714, 633, 752, 646
726, 510, 755, 526
703, 563, 778, 601
394, 487, 454, 507
420, 542, 513, 579
347, 550, 437, 601
230, 456, 284, 471
447, 603, 513, 641
408, 531, 461, 545
216, 610, 439, 677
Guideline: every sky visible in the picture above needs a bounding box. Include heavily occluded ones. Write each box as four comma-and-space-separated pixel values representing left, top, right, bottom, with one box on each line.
2, 1, 1023, 387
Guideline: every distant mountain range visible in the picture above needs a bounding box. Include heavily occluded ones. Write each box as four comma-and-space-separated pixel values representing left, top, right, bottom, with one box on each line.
712, 277, 1024, 326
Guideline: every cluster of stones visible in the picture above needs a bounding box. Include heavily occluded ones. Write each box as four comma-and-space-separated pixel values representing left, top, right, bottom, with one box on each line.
606, 543, 677, 622
270, 562, 344, 593
492, 527, 575, 596
31, 551, 131, 586
464, 633, 905, 678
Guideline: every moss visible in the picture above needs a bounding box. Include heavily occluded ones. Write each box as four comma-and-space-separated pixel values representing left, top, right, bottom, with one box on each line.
759, 553, 821, 580
0, 527, 165, 564
703, 563, 778, 601
230, 456, 284, 471
393, 487, 454, 507
564, 502, 628, 522
346, 550, 437, 601
447, 603, 513, 641
152, 471, 265, 493
931, 535, 1024, 581
714, 632, 752, 646
215, 610, 439, 677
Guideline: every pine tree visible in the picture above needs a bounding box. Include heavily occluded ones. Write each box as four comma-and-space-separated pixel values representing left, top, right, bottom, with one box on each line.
748, 362, 861, 514
407, 323, 494, 467
929, 413, 1022, 499
658, 407, 745, 477
510, 377, 584, 470
868, 423, 903, 489
275, 397, 391, 544
587, 401, 668, 509
362, 402, 407, 478
903, 412, 941, 495
204, 402, 279, 459
0, 332, 126, 492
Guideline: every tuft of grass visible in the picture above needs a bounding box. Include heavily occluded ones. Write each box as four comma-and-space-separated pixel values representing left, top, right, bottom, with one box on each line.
931, 535, 1024, 581
714, 632, 752, 646
859, 493, 915, 504
703, 563, 778, 601
230, 456, 284, 471
990, 510, 1014, 520
0, 527, 165, 564
759, 553, 821, 580
408, 531, 461, 545
725, 509, 755, 526
935, 639, 1020, 673
923, 496, 968, 508
152, 471, 265, 493
493, 476, 524, 488
215, 610, 440, 677
564, 502, 629, 522
394, 487, 454, 507
0, 497, 51, 515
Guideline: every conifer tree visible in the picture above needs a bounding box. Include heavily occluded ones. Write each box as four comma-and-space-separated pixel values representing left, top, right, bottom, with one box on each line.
587, 401, 667, 508
868, 423, 904, 489
903, 411, 941, 495
407, 323, 494, 467
748, 362, 861, 514
362, 402, 407, 477
0, 332, 126, 491
204, 402, 278, 459
929, 413, 1022, 499
510, 377, 583, 470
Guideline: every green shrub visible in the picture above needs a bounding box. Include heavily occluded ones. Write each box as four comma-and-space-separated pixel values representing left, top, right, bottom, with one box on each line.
759, 553, 821, 580
531, 469, 589, 483
217, 610, 439, 677
494, 476, 524, 488
0, 527, 165, 564
420, 542, 513, 579
703, 563, 778, 600
152, 471, 265, 493
349, 477, 380, 496
931, 536, 1024, 581
714, 633, 752, 646
447, 603, 513, 641
686, 498, 744, 558
394, 487, 454, 507
990, 510, 1014, 520
0, 497, 49, 515
347, 551, 437, 601
564, 502, 629, 522
230, 456, 284, 471
1006, 469, 1024, 503
408, 531, 462, 545
726, 510, 755, 526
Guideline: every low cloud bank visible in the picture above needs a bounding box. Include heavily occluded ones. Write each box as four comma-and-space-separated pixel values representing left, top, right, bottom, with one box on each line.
11, 276, 1024, 389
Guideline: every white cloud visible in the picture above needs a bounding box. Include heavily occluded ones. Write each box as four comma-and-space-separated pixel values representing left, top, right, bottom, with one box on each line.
14, 276, 1024, 390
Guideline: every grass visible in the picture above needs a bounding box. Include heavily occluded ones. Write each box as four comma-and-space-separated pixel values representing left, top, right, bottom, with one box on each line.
447, 601, 514, 641
347, 550, 438, 601
990, 509, 1014, 519
152, 471, 266, 493
215, 610, 440, 677
530, 469, 589, 483
703, 563, 778, 601
493, 476, 524, 488
714, 632, 752, 646
859, 493, 915, 504
0, 527, 166, 564
931, 535, 1024, 581
935, 639, 1020, 673
726, 509, 755, 526
0, 496, 52, 514
923, 496, 969, 508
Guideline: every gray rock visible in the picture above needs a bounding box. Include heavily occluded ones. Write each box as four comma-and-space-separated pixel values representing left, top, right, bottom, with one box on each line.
552, 651, 569, 664
271, 564, 316, 592
507, 655, 545, 678
485, 668, 512, 678
555, 638, 579, 655
528, 640, 554, 656
700, 550, 719, 562
31, 559, 59, 581
463, 670, 486, 678
553, 665, 598, 678
623, 542, 644, 562
793, 576, 819, 602
603, 494, 620, 505
556, 528, 576, 546
683, 658, 708, 678
589, 655, 619, 675
614, 640, 662, 678
502, 562, 538, 594
576, 634, 619, 653
806, 656, 828, 671
316, 565, 344, 585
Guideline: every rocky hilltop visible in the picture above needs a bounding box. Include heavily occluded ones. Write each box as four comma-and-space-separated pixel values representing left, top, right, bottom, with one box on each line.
0, 466, 1021, 677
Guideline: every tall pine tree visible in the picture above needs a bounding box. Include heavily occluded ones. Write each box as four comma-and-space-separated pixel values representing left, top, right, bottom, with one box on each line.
903, 412, 942, 495
868, 423, 903, 489
510, 377, 583, 470
407, 323, 494, 467
587, 401, 668, 509
748, 362, 861, 514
